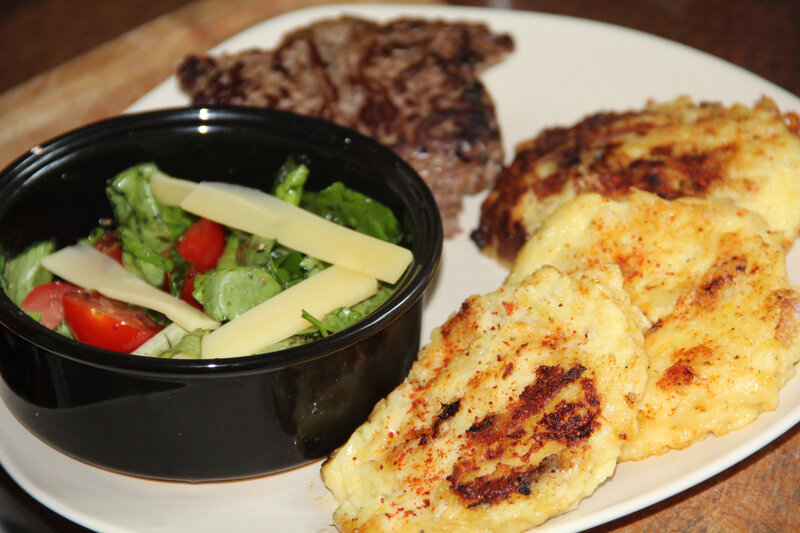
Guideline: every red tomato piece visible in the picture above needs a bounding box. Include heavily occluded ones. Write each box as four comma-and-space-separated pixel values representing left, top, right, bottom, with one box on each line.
179, 270, 203, 310
176, 218, 225, 272
92, 230, 123, 264
21, 281, 81, 329
62, 291, 164, 353
163, 269, 203, 310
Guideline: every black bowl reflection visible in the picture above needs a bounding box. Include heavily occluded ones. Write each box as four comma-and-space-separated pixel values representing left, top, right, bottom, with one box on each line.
0, 107, 442, 481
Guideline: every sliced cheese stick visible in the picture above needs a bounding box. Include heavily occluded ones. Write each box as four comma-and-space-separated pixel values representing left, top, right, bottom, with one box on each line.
181, 181, 413, 284
41, 243, 219, 332
150, 171, 196, 207
202, 265, 377, 358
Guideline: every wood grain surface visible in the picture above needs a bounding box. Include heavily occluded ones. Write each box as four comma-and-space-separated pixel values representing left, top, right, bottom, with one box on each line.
1, 0, 799, 532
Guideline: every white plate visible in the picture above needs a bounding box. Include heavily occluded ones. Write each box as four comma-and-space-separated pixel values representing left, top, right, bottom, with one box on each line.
2, 4, 800, 532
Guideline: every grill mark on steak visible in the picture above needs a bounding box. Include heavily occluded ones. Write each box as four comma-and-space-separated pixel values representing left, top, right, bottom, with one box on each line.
177, 16, 514, 236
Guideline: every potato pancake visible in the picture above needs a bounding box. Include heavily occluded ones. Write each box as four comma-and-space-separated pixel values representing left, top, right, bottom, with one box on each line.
474, 96, 800, 264
322, 266, 648, 532
508, 191, 800, 460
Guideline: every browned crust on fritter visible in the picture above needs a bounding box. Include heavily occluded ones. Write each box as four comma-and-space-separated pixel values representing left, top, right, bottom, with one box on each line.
655, 346, 709, 391
388, 363, 600, 510
322, 266, 648, 531
473, 97, 800, 262
508, 191, 800, 461
383, 290, 604, 510
446, 364, 599, 508
177, 16, 514, 236
773, 289, 800, 347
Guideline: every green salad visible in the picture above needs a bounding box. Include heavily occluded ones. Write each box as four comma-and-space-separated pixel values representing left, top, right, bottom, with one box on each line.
0, 157, 410, 358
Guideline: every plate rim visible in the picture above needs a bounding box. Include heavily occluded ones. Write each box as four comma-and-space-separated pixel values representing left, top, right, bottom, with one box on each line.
2, 3, 799, 533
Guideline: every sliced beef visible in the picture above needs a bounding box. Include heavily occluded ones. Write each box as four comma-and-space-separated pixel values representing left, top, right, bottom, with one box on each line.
177, 16, 514, 236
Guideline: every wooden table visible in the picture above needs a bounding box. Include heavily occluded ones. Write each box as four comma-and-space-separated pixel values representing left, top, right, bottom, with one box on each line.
1, 1, 798, 531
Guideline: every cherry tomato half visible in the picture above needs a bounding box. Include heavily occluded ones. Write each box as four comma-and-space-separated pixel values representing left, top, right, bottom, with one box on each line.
179, 269, 203, 310
176, 218, 225, 272
92, 230, 123, 264
21, 281, 81, 329
62, 291, 163, 353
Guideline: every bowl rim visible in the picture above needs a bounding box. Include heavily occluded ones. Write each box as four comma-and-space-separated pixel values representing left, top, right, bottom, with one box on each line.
0, 106, 442, 378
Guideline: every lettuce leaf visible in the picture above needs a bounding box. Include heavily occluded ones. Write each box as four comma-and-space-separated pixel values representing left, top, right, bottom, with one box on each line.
301, 182, 402, 244
1, 240, 55, 306
193, 267, 283, 322
106, 163, 194, 286
271, 156, 309, 206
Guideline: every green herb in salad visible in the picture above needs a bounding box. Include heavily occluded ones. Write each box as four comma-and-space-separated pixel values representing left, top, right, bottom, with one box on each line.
271, 155, 309, 206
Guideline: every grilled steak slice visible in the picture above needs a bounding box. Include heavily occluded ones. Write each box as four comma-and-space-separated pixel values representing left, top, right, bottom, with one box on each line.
177, 16, 514, 236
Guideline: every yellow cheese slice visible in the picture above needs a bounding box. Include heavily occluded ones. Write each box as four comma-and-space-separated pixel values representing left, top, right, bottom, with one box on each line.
41, 243, 220, 332
180, 182, 413, 284
150, 172, 196, 207
201, 265, 378, 358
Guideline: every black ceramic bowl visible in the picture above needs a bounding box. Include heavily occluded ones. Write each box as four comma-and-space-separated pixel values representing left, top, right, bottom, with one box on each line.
0, 107, 442, 481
